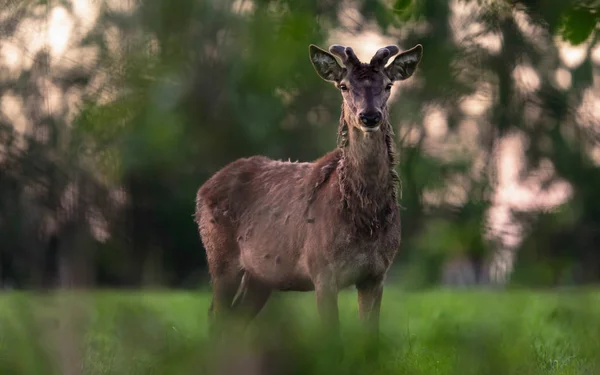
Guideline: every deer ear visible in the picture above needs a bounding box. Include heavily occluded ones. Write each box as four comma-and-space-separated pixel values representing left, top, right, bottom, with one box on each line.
309, 44, 345, 82
385, 44, 423, 81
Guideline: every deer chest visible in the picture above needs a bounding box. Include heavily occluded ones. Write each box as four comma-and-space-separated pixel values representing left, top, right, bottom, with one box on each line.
331, 231, 399, 288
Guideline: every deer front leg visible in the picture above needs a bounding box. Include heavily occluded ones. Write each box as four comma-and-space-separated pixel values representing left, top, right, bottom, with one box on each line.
314, 279, 343, 358
356, 278, 384, 359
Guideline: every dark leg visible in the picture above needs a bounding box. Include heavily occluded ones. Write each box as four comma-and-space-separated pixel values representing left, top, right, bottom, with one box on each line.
314, 280, 343, 359
209, 270, 243, 339
231, 272, 272, 327
356, 278, 384, 360
197, 205, 243, 340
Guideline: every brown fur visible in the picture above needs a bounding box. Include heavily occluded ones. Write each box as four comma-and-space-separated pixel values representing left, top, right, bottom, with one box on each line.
195, 43, 423, 348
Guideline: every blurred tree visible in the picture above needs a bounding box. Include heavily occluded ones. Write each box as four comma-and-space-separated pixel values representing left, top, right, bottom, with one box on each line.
1, 0, 599, 288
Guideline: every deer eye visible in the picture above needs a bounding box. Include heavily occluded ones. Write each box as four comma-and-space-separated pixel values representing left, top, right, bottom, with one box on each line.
385, 83, 393, 91
339, 83, 348, 91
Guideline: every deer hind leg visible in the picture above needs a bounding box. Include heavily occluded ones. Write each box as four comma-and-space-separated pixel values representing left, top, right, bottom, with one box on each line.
206, 256, 243, 340
207, 269, 243, 341
198, 207, 243, 338
209, 267, 242, 318
231, 272, 272, 326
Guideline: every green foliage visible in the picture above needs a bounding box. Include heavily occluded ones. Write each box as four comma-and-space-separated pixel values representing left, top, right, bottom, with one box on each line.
2, 0, 600, 288
559, 3, 599, 45
393, 0, 421, 22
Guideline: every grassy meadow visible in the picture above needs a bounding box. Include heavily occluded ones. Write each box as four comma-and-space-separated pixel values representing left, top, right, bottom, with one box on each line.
1, 289, 599, 374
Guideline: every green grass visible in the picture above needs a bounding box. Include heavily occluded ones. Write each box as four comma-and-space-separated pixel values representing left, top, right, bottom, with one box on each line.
1, 288, 600, 374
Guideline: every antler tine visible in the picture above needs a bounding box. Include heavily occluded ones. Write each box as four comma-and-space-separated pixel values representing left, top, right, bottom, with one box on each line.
329, 44, 361, 67
383, 45, 400, 57
343, 46, 360, 66
370, 48, 390, 66
370, 45, 400, 66
329, 44, 347, 63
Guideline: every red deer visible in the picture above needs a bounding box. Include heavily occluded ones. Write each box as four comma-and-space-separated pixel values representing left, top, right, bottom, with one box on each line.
195, 43, 423, 348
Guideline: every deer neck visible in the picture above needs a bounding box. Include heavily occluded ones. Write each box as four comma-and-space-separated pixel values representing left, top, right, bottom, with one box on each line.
345, 127, 389, 182
330, 107, 400, 235
338, 104, 395, 187
336, 116, 399, 235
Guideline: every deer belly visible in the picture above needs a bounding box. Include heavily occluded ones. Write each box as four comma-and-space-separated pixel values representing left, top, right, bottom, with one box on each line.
239, 244, 313, 291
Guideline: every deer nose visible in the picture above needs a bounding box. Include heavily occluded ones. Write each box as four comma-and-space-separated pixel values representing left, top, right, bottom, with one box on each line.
359, 112, 381, 127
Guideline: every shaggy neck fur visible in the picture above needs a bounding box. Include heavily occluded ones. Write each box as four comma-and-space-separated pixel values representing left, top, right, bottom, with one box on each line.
337, 105, 400, 236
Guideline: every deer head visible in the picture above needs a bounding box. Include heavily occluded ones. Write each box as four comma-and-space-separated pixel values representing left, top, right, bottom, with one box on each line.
309, 43, 423, 133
